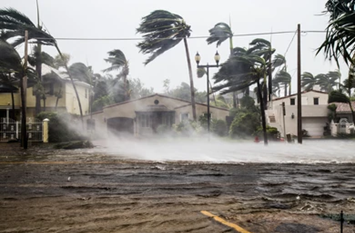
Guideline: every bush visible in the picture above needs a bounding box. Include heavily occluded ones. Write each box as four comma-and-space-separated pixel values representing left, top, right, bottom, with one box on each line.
212, 119, 228, 136
256, 126, 280, 140
229, 112, 260, 138
172, 120, 203, 136
37, 112, 87, 143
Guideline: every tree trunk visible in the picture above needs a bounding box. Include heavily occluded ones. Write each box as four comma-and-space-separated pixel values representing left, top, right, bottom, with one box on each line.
11, 91, 15, 120
43, 97, 46, 112
229, 36, 237, 108
183, 37, 196, 120
55, 44, 84, 127
257, 80, 268, 145
232, 92, 237, 108
35, 42, 42, 115
349, 101, 355, 123
263, 81, 268, 110
55, 97, 59, 110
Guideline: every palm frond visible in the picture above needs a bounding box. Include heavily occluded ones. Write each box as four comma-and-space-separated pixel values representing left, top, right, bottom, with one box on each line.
136, 10, 191, 65
206, 22, 233, 47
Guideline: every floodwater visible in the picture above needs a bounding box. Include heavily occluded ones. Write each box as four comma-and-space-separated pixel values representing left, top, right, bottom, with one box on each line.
98, 138, 355, 164
0, 139, 355, 232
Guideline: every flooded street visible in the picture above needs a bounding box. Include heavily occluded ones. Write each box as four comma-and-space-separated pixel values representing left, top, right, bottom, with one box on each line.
1, 140, 355, 232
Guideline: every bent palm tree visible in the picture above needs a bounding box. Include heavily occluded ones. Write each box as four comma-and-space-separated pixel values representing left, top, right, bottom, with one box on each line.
103, 49, 130, 100
273, 69, 292, 97
318, 71, 341, 93
301, 72, 322, 91
213, 48, 269, 145
136, 10, 197, 120
0, 8, 84, 124
0, 39, 38, 148
207, 22, 238, 107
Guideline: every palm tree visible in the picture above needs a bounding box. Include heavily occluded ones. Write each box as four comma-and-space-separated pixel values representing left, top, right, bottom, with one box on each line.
301, 71, 340, 93
136, 10, 197, 120
0, 8, 84, 124
0, 39, 38, 148
317, 0, 355, 66
248, 38, 275, 108
207, 22, 238, 107
301, 72, 323, 91
103, 49, 130, 100
273, 69, 292, 97
318, 71, 341, 92
212, 47, 269, 145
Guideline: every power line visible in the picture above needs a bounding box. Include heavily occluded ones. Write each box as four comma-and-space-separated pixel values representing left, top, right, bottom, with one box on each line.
284, 30, 298, 58
34, 30, 326, 42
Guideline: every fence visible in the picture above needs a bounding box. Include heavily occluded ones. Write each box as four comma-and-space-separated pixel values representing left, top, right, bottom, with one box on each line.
0, 117, 43, 142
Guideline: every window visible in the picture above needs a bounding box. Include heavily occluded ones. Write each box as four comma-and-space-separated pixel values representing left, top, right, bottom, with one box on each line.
313, 97, 319, 105
269, 116, 276, 123
290, 98, 295, 105
140, 114, 151, 127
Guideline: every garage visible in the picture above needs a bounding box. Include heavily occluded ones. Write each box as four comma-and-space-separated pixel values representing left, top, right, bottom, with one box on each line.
107, 117, 134, 136
302, 117, 327, 137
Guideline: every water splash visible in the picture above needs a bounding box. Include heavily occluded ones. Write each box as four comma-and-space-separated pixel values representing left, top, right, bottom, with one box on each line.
93, 138, 355, 164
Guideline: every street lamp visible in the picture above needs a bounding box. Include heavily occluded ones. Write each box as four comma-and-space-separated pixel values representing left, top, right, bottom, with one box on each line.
195, 51, 220, 135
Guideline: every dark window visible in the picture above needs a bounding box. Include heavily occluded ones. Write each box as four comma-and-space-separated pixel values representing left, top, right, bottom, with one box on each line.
290, 98, 295, 105
313, 97, 319, 105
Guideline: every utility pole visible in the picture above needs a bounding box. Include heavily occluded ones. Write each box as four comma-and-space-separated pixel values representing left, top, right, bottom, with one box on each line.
297, 24, 302, 144
21, 30, 29, 149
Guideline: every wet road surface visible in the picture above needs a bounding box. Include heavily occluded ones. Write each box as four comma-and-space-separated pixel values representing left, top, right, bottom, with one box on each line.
0, 143, 355, 232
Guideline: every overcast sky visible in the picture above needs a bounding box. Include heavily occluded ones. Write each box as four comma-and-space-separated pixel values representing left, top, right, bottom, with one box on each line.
2, 0, 348, 93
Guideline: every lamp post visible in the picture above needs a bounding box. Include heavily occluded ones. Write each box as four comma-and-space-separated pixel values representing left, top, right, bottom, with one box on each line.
195, 51, 220, 134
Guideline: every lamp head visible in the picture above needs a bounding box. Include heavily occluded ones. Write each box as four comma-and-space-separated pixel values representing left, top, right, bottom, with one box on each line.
195, 52, 201, 65
214, 51, 220, 65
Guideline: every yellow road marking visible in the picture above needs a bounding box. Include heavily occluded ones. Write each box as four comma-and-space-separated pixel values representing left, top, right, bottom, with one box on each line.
201, 210, 252, 233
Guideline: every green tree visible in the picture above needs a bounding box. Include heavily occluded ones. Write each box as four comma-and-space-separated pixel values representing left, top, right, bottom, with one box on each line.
136, 10, 197, 120
129, 78, 154, 99
103, 49, 130, 100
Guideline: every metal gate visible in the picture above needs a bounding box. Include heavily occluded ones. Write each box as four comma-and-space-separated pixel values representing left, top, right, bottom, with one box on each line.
0, 118, 43, 142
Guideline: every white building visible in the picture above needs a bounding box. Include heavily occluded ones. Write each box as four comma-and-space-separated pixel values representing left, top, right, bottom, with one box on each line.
266, 90, 329, 138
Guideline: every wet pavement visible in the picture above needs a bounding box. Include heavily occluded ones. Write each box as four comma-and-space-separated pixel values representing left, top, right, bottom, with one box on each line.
0, 142, 355, 232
